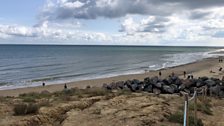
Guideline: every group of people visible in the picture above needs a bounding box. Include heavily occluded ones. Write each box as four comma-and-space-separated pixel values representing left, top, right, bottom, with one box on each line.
42, 82, 67, 89
158, 70, 192, 79
219, 57, 223, 63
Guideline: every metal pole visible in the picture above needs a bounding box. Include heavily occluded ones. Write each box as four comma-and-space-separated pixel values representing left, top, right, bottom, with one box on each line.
183, 94, 189, 126
194, 90, 197, 126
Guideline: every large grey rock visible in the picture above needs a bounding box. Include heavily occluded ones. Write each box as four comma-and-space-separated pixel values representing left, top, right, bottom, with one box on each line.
200, 76, 209, 81
144, 77, 150, 84
205, 79, 216, 87
182, 79, 194, 88
162, 79, 170, 85
130, 83, 138, 92
153, 88, 161, 95
196, 79, 205, 87
174, 78, 182, 86
132, 79, 140, 85
116, 81, 125, 89
150, 76, 159, 85
154, 82, 163, 89
178, 84, 186, 91
143, 85, 153, 92
162, 85, 174, 94
170, 84, 178, 93
171, 76, 178, 82
209, 85, 221, 96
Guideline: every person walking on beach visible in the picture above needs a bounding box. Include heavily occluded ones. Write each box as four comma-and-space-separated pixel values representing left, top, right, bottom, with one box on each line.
171, 72, 175, 77
159, 71, 162, 77
183, 71, 186, 78
42, 82, 45, 87
64, 83, 67, 89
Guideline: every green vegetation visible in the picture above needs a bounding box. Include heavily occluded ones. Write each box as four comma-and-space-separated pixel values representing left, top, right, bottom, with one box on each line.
22, 97, 36, 103
188, 98, 213, 115
19, 92, 51, 100
167, 111, 203, 126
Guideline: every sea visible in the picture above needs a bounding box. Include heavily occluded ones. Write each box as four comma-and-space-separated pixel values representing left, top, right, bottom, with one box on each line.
0, 45, 223, 90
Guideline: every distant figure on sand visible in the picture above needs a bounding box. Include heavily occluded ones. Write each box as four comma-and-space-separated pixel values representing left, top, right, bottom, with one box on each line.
219, 67, 222, 71
222, 76, 224, 81
219, 57, 223, 62
42, 82, 45, 87
159, 71, 162, 77
210, 70, 215, 73
183, 71, 186, 78
171, 72, 175, 77
145, 69, 147, 73
187, 74, 193, 79
64, 83, 67, 89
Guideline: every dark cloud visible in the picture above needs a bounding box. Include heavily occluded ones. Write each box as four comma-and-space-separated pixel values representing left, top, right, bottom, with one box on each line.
189, 11, 211, 20
141, 17, 170, 33
40, 0, 224, 20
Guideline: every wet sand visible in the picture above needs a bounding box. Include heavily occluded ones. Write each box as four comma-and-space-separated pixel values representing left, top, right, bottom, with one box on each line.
0, 57, 223, 97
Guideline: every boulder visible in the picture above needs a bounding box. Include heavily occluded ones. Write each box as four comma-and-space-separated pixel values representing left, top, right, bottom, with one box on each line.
171, 75, 178, 82
196, 79, 205, 87
150, 76, 159, 85
162, 79, 170, 85
209, 85, 221, 96
174, 78, 182, 86
170, 84, 178, 93
116, 81, 125, 89
124, 80, 132, 87
154, 82, 163, 89
200, 76, 209, 81
132, 79, 140, 85
167, 77, 173, 84
130, 83, 138, 92
178, 84, 186, 91
143, 85, 153, 92
182, 79, 194, 88
102, 83, 109, 89
205, 79, 216, 87
144, 77, 150, 84
162, 85, 174, 94
153, 88, 161, 95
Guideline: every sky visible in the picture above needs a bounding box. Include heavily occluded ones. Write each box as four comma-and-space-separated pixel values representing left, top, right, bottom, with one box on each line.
0, 0, 224, 46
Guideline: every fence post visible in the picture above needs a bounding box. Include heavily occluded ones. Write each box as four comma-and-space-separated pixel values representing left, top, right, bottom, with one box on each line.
194, 89, 197, 126
183, 94, 189, 126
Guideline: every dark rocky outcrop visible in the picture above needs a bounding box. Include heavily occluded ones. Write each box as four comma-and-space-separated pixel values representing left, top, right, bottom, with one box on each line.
102, 75, 224, 97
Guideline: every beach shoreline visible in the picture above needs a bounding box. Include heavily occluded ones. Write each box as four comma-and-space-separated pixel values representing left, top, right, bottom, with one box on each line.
0, 56, 223, 97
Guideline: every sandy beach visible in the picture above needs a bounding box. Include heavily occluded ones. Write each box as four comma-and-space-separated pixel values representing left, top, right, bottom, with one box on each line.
0, 57, 223, 97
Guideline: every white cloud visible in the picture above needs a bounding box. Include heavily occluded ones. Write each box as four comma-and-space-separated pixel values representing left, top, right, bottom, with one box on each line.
0, 21, 112, 44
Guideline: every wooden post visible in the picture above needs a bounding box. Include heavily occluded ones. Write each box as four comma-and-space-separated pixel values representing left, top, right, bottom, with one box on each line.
202, 87, 205, 102
194, 90, 197, 126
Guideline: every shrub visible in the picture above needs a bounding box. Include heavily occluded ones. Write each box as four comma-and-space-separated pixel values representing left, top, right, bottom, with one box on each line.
14, 103, 28, 115
188, 100, 213, 115
23, 97, 36, 103
14, 103, 39, 115
167, 111, 203, 126
19, 92, 51, 99
26, 103, 39, 114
